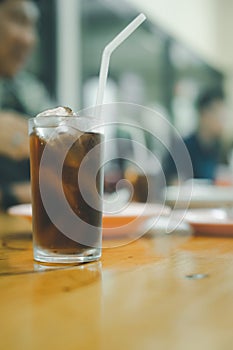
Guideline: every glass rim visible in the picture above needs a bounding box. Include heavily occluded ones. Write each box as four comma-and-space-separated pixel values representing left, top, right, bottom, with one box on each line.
29, 115, 98, 121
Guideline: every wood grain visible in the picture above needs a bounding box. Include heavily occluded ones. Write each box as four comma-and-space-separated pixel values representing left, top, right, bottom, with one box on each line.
0, 214, 233, 350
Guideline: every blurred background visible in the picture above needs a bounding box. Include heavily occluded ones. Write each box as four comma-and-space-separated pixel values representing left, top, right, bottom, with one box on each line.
32, 0, 232, 137
23, 0, 233, 198
17, 0, 233, 201
2, 0, 233, 210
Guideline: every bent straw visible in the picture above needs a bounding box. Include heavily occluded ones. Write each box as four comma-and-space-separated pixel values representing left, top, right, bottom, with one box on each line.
95, 13, 146, 119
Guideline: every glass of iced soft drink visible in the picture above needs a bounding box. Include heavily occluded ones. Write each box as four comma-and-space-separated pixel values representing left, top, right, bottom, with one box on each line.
29, 107, 103, 263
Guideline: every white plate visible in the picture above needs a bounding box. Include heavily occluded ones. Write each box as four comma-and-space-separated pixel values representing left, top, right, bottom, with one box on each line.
8, 203, 171, 238
185, 208, 233, 236
165, 184, 233, 209
8, 203, 32, 219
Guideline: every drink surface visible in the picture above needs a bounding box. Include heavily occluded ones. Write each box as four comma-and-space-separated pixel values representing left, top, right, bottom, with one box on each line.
30, 127, 103, 256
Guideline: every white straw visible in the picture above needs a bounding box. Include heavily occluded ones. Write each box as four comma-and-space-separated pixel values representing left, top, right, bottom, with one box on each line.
95, 13, 146, 118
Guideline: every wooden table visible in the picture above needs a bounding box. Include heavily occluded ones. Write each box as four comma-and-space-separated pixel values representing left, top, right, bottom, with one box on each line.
1, 214, 233, 350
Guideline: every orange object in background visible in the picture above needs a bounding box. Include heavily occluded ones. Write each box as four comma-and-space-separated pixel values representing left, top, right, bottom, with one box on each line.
124, 168, 148, 203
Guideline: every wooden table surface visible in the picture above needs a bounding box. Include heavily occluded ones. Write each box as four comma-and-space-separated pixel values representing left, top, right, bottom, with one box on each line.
0, 214, 233, 350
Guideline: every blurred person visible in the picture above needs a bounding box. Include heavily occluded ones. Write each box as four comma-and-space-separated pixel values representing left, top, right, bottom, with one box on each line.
163, 88, 226, 184
0, 0, 53, 210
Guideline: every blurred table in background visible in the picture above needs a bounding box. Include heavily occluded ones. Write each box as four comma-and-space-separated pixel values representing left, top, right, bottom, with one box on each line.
1, 213, 233, 350
165, 183, 233, 209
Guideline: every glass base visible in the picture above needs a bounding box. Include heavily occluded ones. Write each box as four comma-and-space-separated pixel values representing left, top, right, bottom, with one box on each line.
34, 246, 101, 264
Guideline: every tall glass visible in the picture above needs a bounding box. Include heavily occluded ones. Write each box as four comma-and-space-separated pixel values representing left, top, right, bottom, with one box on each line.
29, 115, 103, 263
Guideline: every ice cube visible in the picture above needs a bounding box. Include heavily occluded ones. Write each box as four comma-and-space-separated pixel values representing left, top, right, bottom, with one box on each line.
35, 127, 54, 141
34, 106, 77, 141
36, 106, 75, 118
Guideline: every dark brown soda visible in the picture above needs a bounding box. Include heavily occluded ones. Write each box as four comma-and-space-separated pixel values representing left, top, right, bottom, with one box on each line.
30, 129, 103, 255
